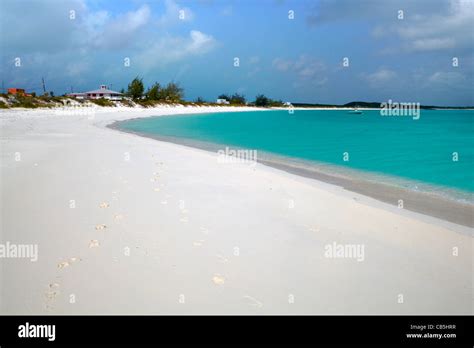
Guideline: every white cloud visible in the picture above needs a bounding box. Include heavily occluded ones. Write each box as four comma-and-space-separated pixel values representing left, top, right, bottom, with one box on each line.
373, 0, 474, 52
410, 38, 456, 51
187, 30, 215, 53
306, 0, 473, 52
83, 5, 151, 49
137, 30, 216, 69
428, 71, 465, 85
364, 68, 397, 87
272, 58, 292, 71
399, 1, 473, 52
66, 61, 90, 77
0, 0, 87, 53
273, 55, 327, 88
273, 55, 326, 79
158, 0, 194, 26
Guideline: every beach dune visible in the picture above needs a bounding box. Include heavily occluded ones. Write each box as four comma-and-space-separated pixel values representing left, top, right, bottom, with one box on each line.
0, 106, 472, 314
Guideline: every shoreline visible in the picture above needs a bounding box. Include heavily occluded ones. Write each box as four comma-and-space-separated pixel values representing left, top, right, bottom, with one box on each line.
110, 117, 474, 229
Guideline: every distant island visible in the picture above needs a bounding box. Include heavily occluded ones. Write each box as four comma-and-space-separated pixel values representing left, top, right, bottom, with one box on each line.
290, 101, 474, 110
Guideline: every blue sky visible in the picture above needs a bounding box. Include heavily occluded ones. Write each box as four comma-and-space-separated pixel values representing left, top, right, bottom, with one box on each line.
1, 0, 473, 105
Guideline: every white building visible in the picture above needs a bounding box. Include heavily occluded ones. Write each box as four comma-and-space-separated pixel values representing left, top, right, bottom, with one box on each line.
216, 98, 230, 105
68, 85, 124, 100
85, 85, 123, 100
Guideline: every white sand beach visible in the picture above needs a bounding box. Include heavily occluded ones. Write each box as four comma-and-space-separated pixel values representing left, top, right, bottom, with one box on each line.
0, 106, 472, 314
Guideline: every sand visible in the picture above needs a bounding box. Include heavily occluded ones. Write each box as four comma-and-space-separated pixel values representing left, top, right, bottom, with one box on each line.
0, 105, 472, 314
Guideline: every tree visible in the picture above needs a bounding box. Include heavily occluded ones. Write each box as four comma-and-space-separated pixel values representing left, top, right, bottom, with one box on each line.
163, 82, 184, 102
195, 97, 205, 103
218, 94, 230, 101
127, 76, 144, 100
230, 93, 246, 105
147, 82, 161, 100
50, 91, 54, 97
255, 94, 269, 107
269, 99, 284, 107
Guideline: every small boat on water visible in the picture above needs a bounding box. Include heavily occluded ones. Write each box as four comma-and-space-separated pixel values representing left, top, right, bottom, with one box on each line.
348, 108, 363, 115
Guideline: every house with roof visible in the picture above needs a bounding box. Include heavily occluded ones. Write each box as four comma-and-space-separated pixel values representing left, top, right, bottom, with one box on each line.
67, 85, 124, 100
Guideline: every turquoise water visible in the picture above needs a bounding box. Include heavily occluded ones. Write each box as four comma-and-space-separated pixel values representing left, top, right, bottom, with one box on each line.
119, 109, 474, 196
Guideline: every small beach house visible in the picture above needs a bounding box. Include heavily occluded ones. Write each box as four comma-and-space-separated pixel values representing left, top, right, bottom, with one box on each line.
68, 85, 123, 100
84, 85, 123, 100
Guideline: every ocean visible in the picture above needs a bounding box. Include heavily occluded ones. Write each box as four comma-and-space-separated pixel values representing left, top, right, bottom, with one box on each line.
117, 109, 474, 202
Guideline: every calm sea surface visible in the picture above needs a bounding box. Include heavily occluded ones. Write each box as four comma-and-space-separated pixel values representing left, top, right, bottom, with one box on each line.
118, 109, 473, 201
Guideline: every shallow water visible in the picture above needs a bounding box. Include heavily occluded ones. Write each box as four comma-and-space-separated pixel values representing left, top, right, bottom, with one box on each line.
118, 109, 474, 202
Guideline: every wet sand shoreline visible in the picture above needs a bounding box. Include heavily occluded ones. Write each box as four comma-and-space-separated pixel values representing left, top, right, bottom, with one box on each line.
110, 119, 473, 228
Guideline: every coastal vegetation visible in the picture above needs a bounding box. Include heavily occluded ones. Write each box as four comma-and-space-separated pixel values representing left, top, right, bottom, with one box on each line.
3, 75, 472, 109
254, 94, 284, 107
127, 77, 144, 100
90, 98, 115, 107
218, 93, 246, 105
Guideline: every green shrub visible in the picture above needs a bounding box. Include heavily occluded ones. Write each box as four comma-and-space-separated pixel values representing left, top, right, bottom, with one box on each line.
120, 99, 134, 107
90, 98, 114, 107
11, 96, 39, 108
138, 99, 159, 108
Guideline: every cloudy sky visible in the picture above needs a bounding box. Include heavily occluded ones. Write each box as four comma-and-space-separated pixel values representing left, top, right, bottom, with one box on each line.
1, 0, 473, 105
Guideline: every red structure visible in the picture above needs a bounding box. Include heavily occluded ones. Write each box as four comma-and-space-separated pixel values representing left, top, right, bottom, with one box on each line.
7, 88, 32, 96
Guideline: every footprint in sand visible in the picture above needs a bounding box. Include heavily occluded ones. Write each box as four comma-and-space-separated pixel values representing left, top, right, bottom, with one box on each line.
244, 295, 263, 308
99, 202, 109, 208
95, 224, 107, 230
89, 239, 100, 248
44, 283, 61, 310
49, 283, 60, 289
114, 214, 124, 220
193, 240, 205, 247
212, 274, 226, 285
57, 261, 69, 269
45, 290, 59, 300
